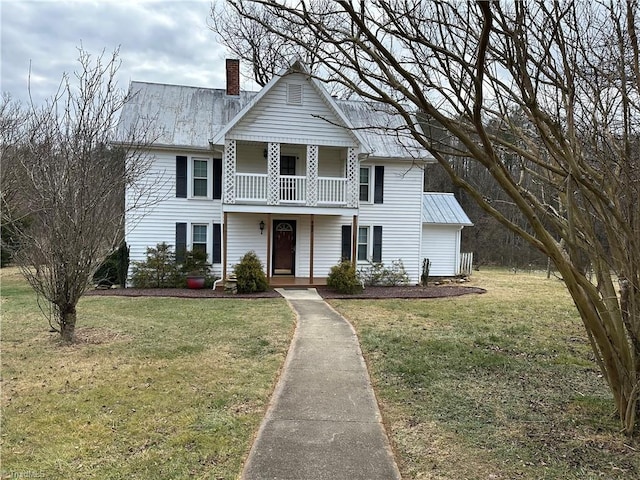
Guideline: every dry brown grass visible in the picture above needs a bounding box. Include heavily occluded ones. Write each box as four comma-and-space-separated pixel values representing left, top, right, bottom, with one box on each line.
331, 268, 639, 479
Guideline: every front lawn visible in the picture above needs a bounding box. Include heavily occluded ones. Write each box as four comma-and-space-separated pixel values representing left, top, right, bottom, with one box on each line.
1, 268, 294, 480
331, 269, 640, 479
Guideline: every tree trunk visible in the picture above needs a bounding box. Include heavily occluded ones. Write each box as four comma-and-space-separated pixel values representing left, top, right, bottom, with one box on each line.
60, 305, 77, 343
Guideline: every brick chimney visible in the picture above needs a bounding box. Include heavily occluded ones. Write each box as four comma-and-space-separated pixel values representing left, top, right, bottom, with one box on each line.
226, 59, 240, 96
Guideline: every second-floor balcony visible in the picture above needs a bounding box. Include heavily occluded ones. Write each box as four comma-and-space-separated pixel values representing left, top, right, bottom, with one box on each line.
222, 140, 361, 209
235, 173, 347, 205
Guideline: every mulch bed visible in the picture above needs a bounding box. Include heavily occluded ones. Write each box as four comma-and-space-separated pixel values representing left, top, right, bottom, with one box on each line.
86, 284, 486, 299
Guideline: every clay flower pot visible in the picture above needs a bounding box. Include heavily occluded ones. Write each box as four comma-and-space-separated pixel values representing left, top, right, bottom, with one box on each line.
186, 275, 205, 289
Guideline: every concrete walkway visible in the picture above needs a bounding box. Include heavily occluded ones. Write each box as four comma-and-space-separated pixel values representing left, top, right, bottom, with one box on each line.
240, 288, 401, 480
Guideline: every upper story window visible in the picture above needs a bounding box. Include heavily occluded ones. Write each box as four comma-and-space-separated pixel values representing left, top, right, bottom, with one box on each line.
192, 158, 209, 197
359, 167, 370, 202
176, 156, 222, 200
359, 165, 384, 204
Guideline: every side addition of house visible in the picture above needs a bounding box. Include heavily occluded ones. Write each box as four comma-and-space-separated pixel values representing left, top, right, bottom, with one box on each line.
119, 60, 472, 286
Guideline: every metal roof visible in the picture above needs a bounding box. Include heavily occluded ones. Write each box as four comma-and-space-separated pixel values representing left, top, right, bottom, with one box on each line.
117, 79, 432, 160
118, 82, 255, 150
422, 193, 473, 226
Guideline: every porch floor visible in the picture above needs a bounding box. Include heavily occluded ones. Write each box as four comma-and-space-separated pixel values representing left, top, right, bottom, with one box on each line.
268, 276, 328, 288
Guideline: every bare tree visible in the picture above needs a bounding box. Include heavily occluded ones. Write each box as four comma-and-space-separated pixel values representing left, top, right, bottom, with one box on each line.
217, 0, 640, 436
0, 48, 160, 343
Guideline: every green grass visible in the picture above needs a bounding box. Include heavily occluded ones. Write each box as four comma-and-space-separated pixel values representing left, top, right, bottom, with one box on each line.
331, 269, 640, 480
1, 268, 294, 480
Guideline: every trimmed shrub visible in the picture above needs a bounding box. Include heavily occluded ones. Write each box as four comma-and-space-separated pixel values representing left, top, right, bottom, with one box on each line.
327, 260, 363, 294
130, 243, 181, 288
358, 259, 410, 286
233, 251, 268, 293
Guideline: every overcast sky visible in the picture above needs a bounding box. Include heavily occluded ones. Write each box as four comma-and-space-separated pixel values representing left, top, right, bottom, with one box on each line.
0, 0, 245, 106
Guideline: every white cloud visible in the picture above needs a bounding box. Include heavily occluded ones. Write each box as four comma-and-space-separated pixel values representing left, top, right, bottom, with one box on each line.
1, 0, 228, 106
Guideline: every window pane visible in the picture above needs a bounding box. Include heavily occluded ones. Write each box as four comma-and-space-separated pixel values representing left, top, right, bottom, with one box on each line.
193, 160, 208, 178
359, 167, 369, 201
359, 184, 369, 202
193, 243, 206, 254
193, 225, 207, 243
358, 227, 368, 244
357, 227, 368, 261
193, 178, 207, 197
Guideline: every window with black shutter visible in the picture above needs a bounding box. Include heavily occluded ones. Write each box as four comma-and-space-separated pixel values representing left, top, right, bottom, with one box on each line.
341, 225, 352, 261
213, 158, 222, 200
374, 166, 384, 204
212, 223, 222, 263
176, 156, 187, 198
372, 225, 383, 263
175, 222, 187, 262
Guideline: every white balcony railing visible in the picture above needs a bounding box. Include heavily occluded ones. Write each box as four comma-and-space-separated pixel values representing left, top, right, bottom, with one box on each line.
236, 173, 268, 201
233, 173, 348, 206
318, 177, 347, 204
280, 175, 306, 203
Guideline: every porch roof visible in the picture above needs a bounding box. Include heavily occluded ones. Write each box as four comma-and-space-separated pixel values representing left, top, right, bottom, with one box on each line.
422, 193, 473, 226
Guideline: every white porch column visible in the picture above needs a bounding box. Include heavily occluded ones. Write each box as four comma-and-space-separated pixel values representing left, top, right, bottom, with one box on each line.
223, 139, 236, 204
267, 142, 280, 205
306, 144, 318, 206
346, 147, 359, 208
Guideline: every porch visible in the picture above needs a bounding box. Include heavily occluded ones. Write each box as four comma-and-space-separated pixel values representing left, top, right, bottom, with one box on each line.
268, 276, 328, 288
222, 140, 360, 208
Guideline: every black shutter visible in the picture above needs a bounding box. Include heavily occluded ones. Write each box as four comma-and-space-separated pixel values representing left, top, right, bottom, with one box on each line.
374, 166, 384, 204
341, 225, 352, 261
176, 222, 187, 263
372, 226, 383, 263
176, 156, 187, 198
213, 158, 222, 199
212, 223, 222, 263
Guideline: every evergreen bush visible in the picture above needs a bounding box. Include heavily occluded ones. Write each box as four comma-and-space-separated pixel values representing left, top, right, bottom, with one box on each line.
93, 241, 130, 287
130, 243, 181, 288
233, 251, 268, 293
327, 260, 362, 294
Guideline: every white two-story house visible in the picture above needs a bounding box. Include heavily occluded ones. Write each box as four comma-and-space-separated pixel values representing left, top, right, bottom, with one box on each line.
119, 60, 471, 286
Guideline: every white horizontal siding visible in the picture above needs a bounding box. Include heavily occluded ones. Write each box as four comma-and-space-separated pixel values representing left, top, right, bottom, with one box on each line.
421, 225, 461, 276
312, 215, 351, 276
229, 73, 357, 147
317, 148, 344, 177
235, 144, 344, 177
358, 162, 424, 283
226, 213, 268, 273
236, 144, 268, 174
125, 149, 222, 277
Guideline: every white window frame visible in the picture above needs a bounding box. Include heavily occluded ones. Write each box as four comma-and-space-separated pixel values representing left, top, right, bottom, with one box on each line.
191, 223, 208, 256
359, 166, 371, 203
357, 226, 370, 262
188, 157, 212, 199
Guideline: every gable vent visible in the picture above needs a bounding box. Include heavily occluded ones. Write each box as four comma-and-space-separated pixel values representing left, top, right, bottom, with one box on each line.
287, 83, 303, 105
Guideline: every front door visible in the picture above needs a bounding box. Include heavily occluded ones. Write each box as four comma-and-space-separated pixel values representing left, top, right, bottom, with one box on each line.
273, 220, 296, 275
